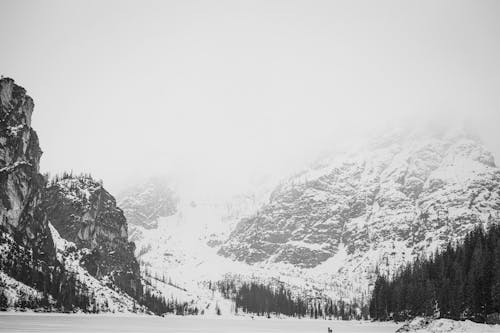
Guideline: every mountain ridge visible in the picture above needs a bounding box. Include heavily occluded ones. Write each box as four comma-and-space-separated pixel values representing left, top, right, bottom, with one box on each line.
218, 127, 500, 286
115, 126, 500, 305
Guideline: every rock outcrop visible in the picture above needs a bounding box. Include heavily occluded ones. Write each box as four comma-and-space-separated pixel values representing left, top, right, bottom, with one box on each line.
118, 178, 178, 231
41, 174, 142, 298
0, 78, 54, 261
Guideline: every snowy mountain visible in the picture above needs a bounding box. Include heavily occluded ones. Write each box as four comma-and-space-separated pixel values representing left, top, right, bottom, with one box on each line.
41, 174, 143, 300
117, 178, 274, 314
116, 126, 500, 308
219, 126, 500, 294
117, 177, 270, 256
0, 78, 145, 313
7, 75, 499, 320
118, 178, 178, 233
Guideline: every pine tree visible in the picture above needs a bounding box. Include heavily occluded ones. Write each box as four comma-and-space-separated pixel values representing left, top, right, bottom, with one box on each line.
369, 224, 500, 323
491, 240, 500, 312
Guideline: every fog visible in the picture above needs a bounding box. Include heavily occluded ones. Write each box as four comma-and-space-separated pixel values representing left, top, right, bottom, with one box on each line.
1, 0, 500, 198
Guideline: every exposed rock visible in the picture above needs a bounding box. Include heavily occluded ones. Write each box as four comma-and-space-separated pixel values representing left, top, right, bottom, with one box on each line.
0, 78, 54, 261
219, 127, 500, 278
41, 174, 142, 299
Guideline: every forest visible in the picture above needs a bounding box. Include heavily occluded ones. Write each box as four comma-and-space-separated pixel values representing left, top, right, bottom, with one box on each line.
370, 223, 500, 323
0, 227, 184, 315
215, 280, 369, 319
0, 228, 93, 311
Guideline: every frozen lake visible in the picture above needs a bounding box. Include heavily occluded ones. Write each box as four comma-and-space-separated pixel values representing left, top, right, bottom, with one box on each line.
0, 313, 399, 333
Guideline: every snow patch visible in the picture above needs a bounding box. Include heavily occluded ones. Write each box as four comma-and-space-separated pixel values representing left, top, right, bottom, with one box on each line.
396, 317, 500, 333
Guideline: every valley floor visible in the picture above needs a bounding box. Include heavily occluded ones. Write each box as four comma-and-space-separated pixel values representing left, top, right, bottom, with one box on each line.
0, 313, 399, 333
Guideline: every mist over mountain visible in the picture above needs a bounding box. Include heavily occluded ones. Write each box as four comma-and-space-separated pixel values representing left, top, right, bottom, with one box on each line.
3, 1, 500, 201
2, 1, 500, 331
2, 71, 500, 327
220, 126, 500, 271
105, 123, 499, 310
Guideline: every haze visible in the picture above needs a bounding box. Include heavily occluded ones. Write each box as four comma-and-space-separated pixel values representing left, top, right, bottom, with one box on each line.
1, 0, 499, 197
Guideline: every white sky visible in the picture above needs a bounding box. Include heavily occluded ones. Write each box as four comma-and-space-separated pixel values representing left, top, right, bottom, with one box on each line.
1, 0, 500, 197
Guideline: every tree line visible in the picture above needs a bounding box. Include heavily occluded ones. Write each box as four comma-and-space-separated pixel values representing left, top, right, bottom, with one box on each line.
141, 271, 200, 316
214, 280, 369, 319
141, 287, 199, 315
45, 171, 102, 187
370, 223, 500, 323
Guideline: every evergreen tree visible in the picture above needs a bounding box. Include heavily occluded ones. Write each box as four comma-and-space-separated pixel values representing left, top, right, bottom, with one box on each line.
370, 223, 500, 323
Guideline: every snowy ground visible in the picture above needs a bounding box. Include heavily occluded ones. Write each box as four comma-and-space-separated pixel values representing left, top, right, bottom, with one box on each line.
0, 313, 399, 333
396, 317, 500, 333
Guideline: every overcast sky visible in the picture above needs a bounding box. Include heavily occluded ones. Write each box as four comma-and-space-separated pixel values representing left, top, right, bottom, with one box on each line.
1, 0, 500, 197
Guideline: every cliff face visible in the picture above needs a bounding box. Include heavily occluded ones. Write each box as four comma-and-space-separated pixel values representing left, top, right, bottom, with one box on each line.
0, 78, 54, 260
0, 79, 146, 312
41, 175, 142, 298
219, 128, 500, 277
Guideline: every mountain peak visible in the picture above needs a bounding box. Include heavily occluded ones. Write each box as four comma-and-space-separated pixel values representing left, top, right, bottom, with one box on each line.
219, 127, 500, 298
0, 77, 54, 260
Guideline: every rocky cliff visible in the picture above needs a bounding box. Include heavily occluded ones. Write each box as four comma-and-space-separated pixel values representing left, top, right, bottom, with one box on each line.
0, 78, 148, 312
41, 174, 142, 298
219, 128, 500, 279
0, 78, 54, 261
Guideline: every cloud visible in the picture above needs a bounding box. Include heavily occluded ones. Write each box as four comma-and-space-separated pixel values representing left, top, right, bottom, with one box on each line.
1, 0, 499, 196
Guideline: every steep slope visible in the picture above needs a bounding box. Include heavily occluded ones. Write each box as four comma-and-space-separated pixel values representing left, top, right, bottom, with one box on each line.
0, 78, 54, 261
118, 178, 272, 313
0, 271, 56, 309
48, 223, 146, 313
120, 179, 267, 270
41, 174, 142, 299
219, 128, 500, 293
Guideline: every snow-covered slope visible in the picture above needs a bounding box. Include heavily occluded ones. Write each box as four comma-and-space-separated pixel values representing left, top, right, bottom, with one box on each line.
49, 224, 146, 313
0, 223, 144, 313
119, 127, 500, 308
118, 179, 277, 314
0, 272, 56, 308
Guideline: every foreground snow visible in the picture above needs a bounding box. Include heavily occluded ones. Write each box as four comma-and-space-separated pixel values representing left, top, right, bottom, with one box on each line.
396, 317, 500, 333
0, 313, 398, 333
1, 313, 499, 333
